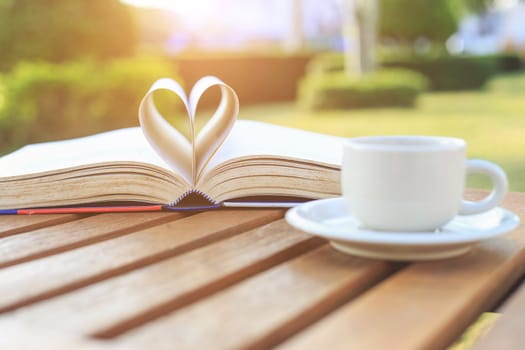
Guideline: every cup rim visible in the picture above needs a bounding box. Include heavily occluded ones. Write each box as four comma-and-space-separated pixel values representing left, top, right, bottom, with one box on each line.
344, 135, 465, 152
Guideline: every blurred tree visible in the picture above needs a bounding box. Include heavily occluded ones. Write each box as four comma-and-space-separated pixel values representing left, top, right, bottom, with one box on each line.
462, 0, 495, 14
0, 0, 138, 71
379, 0, 457, 45
342, 0, 379, 75
447, 0, 495, 20
285, 0, 305, 52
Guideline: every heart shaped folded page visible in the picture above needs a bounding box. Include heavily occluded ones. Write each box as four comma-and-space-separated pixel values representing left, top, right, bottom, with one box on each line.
138, 76, 239, 185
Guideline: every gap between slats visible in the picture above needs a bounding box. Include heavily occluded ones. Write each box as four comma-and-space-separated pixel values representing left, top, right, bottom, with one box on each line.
6, 218, 324, 340
0, 212, 188, 269
472, 273, 525, 349
278, 244, 525, 350
0, 214, 87, 239
241, 258, 404, 350
94, 237, 325, 339
275, 191, 525, 350
109, 245, 403, 350
0, 319, 109, 350
0, 209, 284, 314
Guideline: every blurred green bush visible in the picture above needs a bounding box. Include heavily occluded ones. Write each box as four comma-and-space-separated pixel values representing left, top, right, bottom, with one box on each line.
305, 52, 347, 75
0, 0, 137, 72
297, 69, 428, 110
382, 55, 499, 91
379, 0, 457, 45
477, 53, 524, 73
307, 52, 523, 91
0, 57, 178, 152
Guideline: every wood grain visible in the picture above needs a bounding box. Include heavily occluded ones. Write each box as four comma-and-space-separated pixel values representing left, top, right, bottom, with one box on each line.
111, 245, 397, 350
0, 189, 522, 349
278, 191, 525, 350
471, 278, 525, 350
0, 212, 183, 267
0, 319, 112, 350
0, 214, 83, 238
9, 219, 320, 338
0, 209, 283, 312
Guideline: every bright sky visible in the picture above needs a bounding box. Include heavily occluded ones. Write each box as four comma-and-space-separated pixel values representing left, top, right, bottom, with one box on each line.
120, 0, 344, 52
121, 0, 342, 38
122, 0, 220, 17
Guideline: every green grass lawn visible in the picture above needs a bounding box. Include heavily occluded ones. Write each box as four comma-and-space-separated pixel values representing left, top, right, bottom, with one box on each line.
239, 72, 525, 192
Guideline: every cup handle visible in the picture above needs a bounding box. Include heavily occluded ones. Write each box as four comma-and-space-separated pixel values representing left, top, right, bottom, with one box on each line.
459, 159, 508, 215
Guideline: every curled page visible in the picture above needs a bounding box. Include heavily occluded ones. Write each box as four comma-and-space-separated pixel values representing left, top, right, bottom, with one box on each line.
191, 78, 239, 180
138, 76, 239, 185
139, 78, 193, 183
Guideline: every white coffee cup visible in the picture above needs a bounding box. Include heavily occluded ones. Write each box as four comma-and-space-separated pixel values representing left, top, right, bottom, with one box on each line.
341, 135, 508, 232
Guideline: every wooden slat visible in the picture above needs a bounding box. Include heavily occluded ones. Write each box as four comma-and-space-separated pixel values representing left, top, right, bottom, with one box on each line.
471, 279, 525, 349
0, 214, 84, 239
110, 245, 396, 350
0, 212, 183, 268
0, 188, 522, 350
9, 219, 322, 339
0, 319, 112, 350
278, 192, 525, 350
0, 209, 283, 312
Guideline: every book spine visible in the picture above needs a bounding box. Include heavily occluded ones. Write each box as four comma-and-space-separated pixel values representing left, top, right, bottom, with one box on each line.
163, 204, 222, 211
1, 205, 164, 215
0, 209, 18, 215
169, 189, 219, 207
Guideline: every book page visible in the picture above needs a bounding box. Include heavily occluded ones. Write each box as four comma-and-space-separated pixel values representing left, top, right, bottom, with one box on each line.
139, 76, 238, 185
0, 128, 169, 178
205, 120, 344, 171
138, 78, 193, 183
191, 78, 238, 180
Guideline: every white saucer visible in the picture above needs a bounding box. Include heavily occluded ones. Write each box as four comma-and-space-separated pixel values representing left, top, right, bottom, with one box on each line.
285, 197, 520, 261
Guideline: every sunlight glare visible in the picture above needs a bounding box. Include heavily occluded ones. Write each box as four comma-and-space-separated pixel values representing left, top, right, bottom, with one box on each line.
121, 0, 215, 16
121, 0, 217, 16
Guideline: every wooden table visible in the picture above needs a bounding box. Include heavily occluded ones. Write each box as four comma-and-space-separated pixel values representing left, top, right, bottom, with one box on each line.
0, 190, 523, 350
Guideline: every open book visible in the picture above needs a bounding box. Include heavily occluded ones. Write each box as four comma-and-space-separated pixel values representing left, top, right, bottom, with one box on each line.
0, 76, 343, 213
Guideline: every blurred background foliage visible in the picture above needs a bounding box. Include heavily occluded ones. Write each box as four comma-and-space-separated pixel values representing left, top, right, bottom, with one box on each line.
379, 0, 457, 44
0, 57, 177, 151
0, 0, 138, 71
0, 0, 178, 152
0, 0, 523, 190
